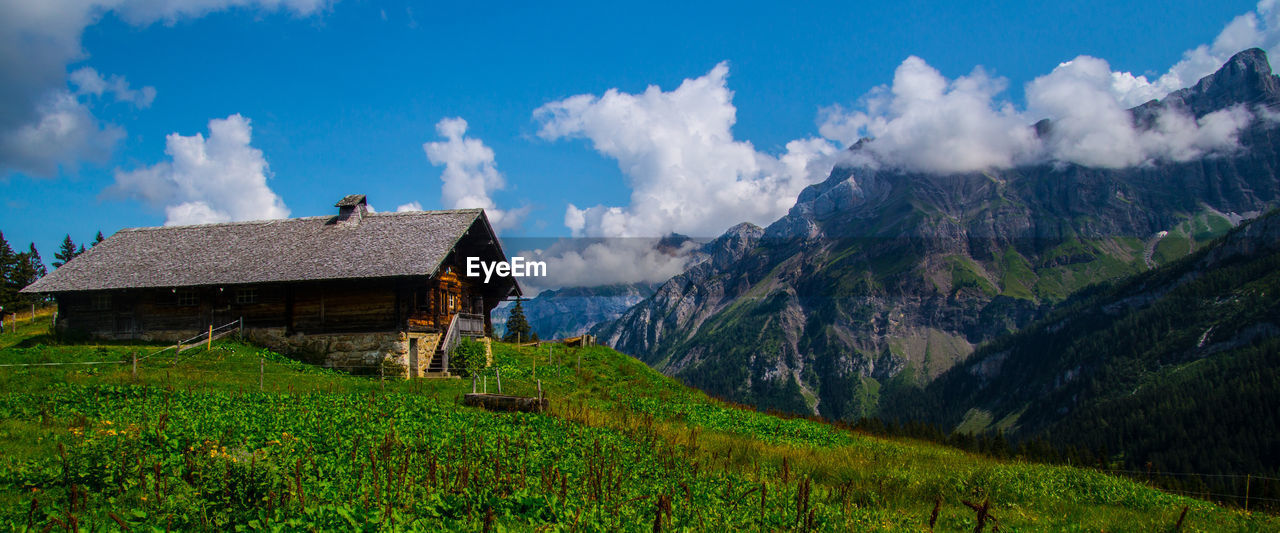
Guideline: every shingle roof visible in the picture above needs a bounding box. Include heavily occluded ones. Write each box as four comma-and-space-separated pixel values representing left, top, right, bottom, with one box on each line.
335, 194, 367, 207
23, 208, 510, 293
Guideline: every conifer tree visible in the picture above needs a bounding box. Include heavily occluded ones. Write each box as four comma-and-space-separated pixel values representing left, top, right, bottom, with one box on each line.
92, 231, 104, 246
25, 244, 46, 280
502, 299, 532, 343
53, 235, 78, 268
0, 232, 14, 309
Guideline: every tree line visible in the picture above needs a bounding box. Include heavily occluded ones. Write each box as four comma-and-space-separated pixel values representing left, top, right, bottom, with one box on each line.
0, 231, 103, 312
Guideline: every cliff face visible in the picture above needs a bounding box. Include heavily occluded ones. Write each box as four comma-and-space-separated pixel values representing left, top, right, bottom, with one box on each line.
594, 48, 1280, 420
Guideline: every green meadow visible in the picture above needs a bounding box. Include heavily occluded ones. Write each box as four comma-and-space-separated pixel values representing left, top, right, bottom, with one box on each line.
0, 315, 1272, 531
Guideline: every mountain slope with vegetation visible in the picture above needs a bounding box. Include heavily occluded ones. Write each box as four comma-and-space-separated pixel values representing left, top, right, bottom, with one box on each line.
881, 207, 1280, 497
0, 319, 1270, 530
595, 48, 1280, 421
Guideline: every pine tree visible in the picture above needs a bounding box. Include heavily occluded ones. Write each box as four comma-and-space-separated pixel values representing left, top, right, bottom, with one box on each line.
25, 244, 46, 280
502, 299, 532, 343
0, 232, 15, 310
7, 244, 45, 304
92, 231, 104, 247
53, 235, 78, 268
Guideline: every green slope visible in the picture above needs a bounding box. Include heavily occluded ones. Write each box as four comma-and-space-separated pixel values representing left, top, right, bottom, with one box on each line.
883, 209, 1280, 505
0, 323, 1272, 530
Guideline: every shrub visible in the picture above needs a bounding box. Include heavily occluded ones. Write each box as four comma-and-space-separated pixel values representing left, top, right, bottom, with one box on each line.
452, 338, 486, 377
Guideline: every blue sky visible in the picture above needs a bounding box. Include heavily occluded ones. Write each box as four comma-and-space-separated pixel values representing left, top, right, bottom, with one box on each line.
0, 0, 1267, 268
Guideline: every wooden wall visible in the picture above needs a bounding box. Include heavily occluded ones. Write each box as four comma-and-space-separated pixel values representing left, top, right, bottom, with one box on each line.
56, 278, 409, 337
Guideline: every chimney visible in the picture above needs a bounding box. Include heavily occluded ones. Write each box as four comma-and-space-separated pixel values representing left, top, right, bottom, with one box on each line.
335, 194, 368, 226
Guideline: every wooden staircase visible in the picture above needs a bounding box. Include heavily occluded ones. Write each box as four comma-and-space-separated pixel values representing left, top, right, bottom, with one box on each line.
421, 313, 486, 378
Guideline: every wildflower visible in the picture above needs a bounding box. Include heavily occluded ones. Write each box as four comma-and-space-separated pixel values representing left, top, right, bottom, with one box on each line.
102, 420, 113, 426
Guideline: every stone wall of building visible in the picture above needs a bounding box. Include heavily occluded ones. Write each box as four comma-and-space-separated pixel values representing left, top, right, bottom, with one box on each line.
245, 328, 411, 377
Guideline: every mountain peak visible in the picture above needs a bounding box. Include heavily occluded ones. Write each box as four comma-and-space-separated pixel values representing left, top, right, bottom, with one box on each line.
1140, 47, 1280, 120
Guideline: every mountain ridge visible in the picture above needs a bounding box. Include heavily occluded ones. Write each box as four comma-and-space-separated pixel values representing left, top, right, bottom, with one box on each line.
594, 47, 1280, 420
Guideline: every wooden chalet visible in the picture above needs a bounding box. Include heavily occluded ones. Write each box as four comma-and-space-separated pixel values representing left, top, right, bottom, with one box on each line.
20, 195, 521, 377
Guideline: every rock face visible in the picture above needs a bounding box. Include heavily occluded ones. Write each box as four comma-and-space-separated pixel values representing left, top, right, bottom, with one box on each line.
593, 48, 1280, 420
592, 222, 765, 361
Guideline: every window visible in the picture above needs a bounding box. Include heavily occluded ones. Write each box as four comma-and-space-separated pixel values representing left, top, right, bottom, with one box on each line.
235, 288, 258, 305
415, 288, 431, 312
176, 290, 198, 307
91, 293, 111, 311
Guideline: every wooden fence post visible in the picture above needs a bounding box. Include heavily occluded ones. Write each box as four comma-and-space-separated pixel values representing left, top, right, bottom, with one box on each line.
496, 370, 502, 394
1245, 474, 1251, 512
206, 324, 213, 351
259, 356, 265, 392
131, 352, 137, 380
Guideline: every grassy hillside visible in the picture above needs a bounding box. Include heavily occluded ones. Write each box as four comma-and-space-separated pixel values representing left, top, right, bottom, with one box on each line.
880, 209, 1280, 510
0, 322, 1273, 530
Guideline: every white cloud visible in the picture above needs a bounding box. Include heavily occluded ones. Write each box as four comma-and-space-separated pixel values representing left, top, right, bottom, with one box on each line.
816, 1, 1280, 174
0, 90, 125, 176
108, 114, 290, 225
535, 62, 838, 238
1026, 56, 1251, 168
818, 57, 1039, 174
1111, 0, 1280, 107
0, 0, 331, 177
69, 67, 156, 108
514, 238, 700, 293
107, 0, 330, 24
396, 201, 423, 212
423, 117, 527, 230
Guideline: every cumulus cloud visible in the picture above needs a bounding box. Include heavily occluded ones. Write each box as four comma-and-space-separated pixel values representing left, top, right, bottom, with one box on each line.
0, 90, 125, 176
535, 62, 838, 238
108, 114, 290, 225
818, 58, 1039, 173
423, 117, 527, 230
0, 0, 330, 176
396, 201, 424, 212
1027, 57, 1251, 168
818, 0, 1280, 173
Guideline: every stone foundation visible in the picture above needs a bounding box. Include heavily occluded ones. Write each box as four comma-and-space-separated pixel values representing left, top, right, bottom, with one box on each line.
245, 328, 412, 377
407, 332, 442, 378
89, 325, 484, 379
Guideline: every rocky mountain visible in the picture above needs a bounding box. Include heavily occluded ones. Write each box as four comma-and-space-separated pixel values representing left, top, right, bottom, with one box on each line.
593, 48, 1280, 420
882, 207, 1280, 479
593, 222, 764, 355
492, 282, 656, 340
